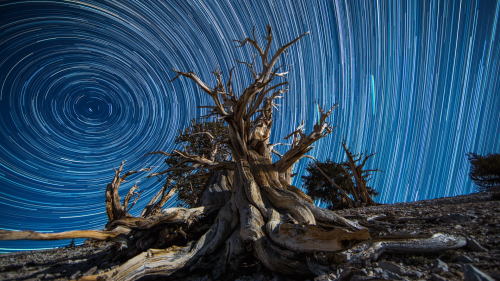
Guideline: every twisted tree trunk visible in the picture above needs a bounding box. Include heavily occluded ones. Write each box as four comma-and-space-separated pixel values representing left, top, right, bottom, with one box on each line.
0, 26, 466, 281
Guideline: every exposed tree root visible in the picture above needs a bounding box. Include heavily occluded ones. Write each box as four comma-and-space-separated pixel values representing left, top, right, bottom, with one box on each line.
333, 232, 467, 264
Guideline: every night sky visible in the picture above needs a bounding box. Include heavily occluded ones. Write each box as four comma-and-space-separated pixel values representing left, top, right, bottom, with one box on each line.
0, 0, 498, 252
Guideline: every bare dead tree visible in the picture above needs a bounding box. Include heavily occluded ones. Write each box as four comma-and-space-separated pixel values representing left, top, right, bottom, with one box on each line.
0, 26, 466, 281
341, 142, 380, 206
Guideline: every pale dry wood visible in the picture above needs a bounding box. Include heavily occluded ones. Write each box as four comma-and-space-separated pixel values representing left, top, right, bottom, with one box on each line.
106, 161, 151, 222
266, 208, 370, 253
274, 105, 338, 172
86, 203, 237, 281
141, 179, 173, 217
0, 229, 122, 241
334, 233, 467, 264
262, 184, 316, 225
107, 206, 210, 230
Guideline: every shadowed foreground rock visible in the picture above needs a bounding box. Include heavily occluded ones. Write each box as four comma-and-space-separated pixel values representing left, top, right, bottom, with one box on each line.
0, 188, 498, 281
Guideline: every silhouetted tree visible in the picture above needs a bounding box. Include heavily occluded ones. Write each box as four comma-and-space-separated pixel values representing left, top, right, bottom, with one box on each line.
304, 143, 379, 209
467, 153, 500, 191
303, 160, 356, 209
155, 119, 230, 207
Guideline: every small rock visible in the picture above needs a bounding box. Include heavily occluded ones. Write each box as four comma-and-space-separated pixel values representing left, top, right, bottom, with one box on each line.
84, 266, 98, 275
431, 274, 448, 281
365, 269, 374, 277
406, 269, 424, 278
466, 238, 488, 252
378, 261, 405, 275
433, 259, 448, 273
463, 265, 495, 281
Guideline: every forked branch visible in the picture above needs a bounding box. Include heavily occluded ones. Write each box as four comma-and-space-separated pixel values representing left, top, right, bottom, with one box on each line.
275, 104, 338, 171
106, 161, 151, 222
341, 142, 380, 204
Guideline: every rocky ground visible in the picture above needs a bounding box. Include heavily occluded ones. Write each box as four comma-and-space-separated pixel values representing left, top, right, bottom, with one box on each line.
0, 188, 498, 281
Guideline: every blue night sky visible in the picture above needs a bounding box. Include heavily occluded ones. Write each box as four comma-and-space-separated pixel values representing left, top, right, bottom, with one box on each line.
0, 0, 498, 252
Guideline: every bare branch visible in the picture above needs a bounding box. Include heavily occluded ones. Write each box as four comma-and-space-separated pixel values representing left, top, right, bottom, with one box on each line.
0, 229, 123, 241
142, 178, 179, 217
237, 60, 258, 80
233, 28, 265, 58
171, 70, 230, 117
341, 142, 379, 205
359, 152, 376, 169
264, 31, 309, 80
171, 70, 212, 94
123, 184, 139, 212
247, 82, 288, 118
271, 149, 283, 158
302, 155, 316, 160
173, 150, 218, 166
262, 25, 273, 62
105, 162, 150, 222
274, 104, 337, 172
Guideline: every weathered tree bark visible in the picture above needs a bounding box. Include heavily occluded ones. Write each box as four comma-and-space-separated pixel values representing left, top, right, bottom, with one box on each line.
0, 26, 466, 281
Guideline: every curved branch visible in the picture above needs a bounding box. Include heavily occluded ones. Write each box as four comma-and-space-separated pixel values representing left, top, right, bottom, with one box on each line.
171, 70, 212, 94
171, 70, 229, 116
274, 104, 338, 172
141, 180, 178, 218
106, 162, 151, 222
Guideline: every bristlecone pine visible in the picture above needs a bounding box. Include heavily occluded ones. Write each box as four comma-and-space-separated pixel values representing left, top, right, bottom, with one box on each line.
0, 26, 467, 281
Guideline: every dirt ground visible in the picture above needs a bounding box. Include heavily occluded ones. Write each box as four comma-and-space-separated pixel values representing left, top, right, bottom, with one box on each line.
0, 189, 498, 281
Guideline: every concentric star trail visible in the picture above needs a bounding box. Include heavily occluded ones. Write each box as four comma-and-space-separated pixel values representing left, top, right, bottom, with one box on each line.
0, 0, 498, 252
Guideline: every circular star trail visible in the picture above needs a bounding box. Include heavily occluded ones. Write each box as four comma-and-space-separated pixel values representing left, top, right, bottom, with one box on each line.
0, 0, 499, 252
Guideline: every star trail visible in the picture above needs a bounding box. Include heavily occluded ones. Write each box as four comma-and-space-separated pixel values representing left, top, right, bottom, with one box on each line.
0, 0, 499, 252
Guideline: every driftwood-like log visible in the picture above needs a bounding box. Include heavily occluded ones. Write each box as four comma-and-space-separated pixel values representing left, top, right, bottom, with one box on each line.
0, 229, 124, 241
334, 233, 467, 264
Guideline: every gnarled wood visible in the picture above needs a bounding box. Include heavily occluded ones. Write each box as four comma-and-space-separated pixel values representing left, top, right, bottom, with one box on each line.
0, 229, 123, 241
267, 221, 370, 252
334, 233, 467, 264
0, 26, 467, 281
105, 161, 151, 222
